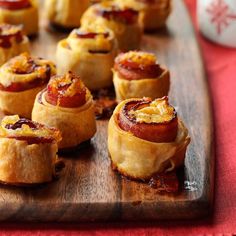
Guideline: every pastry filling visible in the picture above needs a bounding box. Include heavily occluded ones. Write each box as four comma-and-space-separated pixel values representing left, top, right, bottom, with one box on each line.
114, 51, 164, 80
45, 72, 88, 108
96, 3, 138, 24
68, 27, 113, 53
0, 53, 56, 91
0, 115, 61, 144
7, 53, 51, 75
0, 24, 24, 48
75, 29, 109, 39
137, 0, 156, 4
118, 97, 178, 142
0, 0, 31, 10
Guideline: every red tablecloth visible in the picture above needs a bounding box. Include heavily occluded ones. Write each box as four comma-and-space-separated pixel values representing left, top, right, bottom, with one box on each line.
1, 0, 236, 235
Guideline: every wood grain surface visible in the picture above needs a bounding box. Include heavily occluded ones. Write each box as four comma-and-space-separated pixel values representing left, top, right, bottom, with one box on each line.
0, 0, 214, 222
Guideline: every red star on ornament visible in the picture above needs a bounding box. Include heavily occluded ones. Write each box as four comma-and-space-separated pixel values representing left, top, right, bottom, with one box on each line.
206, 0, 236, 35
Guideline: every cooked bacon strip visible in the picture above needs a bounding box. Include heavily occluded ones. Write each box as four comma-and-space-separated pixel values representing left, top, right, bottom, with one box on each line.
96, 4, 138, 24
1, 116, 61, 144
118, 97, 178, 142
114, 51, 164, 80
0, 76, 50, 92
0, 0, 31, 10
74, 29, 109, 39
5, 118, 37, 130
45, 72, 87, 108
0, 24, 23, 48
0, 53, 55, 92
71, 29, 111, 54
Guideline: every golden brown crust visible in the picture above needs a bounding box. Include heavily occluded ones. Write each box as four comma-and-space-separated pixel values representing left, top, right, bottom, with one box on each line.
0, 138, 58, 184
108, 99, 190, 180
81, 2, 143, 51
56, 27, 118, 90
141, 0, 172, 30
0, 0, 39, 35
0, 115, 62, 143
0, 24, 29, 65
45, 0, 90, 28
32, 91, 97, 149
114, 51, 164, 80
0, 115, 61, 185
0, 53, 56, 118
116, 0, 172, 30
113, 66, 170, 102
0, 84, 44, 118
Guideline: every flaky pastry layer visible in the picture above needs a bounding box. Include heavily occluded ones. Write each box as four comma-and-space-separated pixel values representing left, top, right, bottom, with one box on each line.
32, 91, 97, 149
0, 138, 58, 184
45, 0, 90, 28
116, 0, 172, 30
0, 55, 56, 87
0, 0, 39, 35
56, 39, 117, 90
113, 67, 170, 102
108, 99, 190, 180
81, 5, 142, 51
140, 2, 172, 30
0, 35, 29, 66
0, 85, 45, 118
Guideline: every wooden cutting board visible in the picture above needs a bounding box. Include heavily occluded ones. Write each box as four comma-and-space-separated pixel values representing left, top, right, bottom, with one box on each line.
0, 0, 214, 222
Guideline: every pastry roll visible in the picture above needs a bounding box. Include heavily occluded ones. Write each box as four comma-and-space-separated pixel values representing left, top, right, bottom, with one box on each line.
45, 0, 90, 29
113, 51, 170, 102
0, 53, 56, 118
0, 0, 39, 35
108, 97, 190, 180
0, 23, 29, 66
0, 115, 61, 185
81, 2, 142, 51
32, 72, 97, 149
91, 0, 112, 3
56, 26, 117, 90
116, 0, 172, 31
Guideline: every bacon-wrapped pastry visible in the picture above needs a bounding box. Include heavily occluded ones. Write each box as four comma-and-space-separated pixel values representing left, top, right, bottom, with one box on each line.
0, 53, 56, 118
116, 0, 172, 31
0, 0, 39, 36
56, 26, 117, 90
0, 115, 61, 185
81, 2, 142, 51
113, 51, 169, 102
45, 0, 90, 29
108, 97, 190, 180
32, 72, 97, 149
0, 24, 29, 65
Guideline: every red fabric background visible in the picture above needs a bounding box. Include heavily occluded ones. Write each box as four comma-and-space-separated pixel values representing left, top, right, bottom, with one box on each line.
1, 0, 236, 235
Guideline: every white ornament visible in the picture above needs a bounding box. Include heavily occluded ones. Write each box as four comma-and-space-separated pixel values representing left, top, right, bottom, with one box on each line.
198, 0, 236, 47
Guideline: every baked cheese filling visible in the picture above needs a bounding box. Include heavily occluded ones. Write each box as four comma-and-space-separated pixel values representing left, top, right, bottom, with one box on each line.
95, 2, 139, 25
0, 23, 24, 48
114, 51, 164, 80
45, 71, 91, 108
129, 98, 175, 123
118, 97, 178, 142
120, 51, 157, 65
67, 26, 113, 53
0, 115, 61, 144
0, 53, 56, 89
